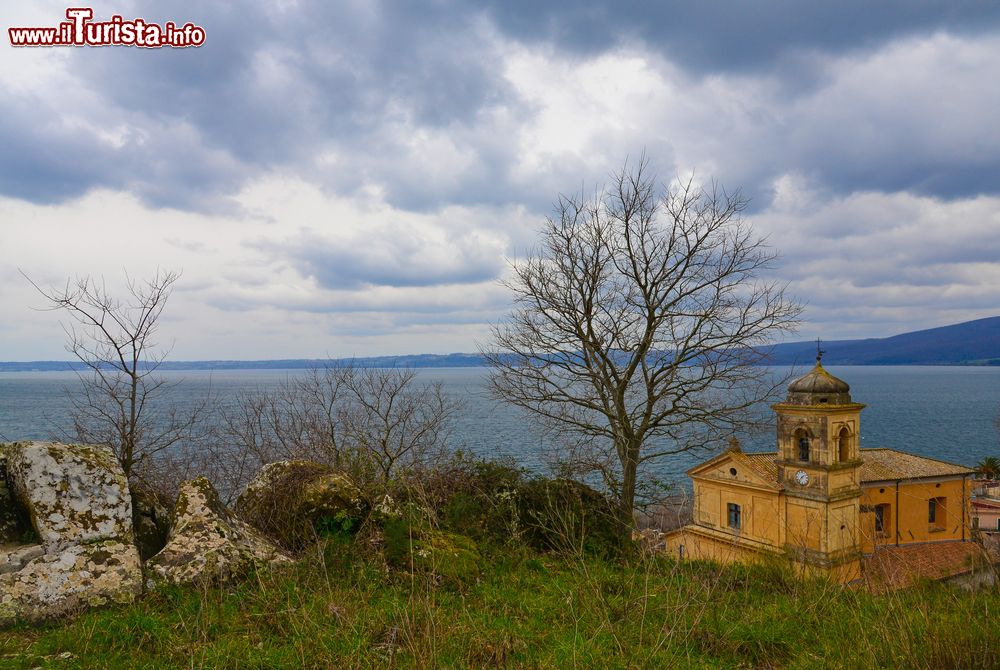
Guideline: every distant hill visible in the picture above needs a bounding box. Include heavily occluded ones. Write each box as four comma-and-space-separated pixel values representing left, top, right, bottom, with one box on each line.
1, 317, 997, 371
762, 316, 1000, 366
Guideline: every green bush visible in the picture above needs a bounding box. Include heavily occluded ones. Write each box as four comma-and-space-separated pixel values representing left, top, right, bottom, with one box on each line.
380, 511, 481, 587
516, 477, 622, 557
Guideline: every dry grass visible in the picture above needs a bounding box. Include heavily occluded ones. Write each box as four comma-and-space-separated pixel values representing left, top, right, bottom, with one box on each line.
1, 536, 997, 669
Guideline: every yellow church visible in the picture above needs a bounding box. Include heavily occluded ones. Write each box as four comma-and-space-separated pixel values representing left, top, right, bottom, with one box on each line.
663, 356, 978, 584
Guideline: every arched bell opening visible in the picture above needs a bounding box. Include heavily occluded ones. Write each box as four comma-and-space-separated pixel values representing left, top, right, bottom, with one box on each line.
838, 426, 852, 463
794, 428, 811, 462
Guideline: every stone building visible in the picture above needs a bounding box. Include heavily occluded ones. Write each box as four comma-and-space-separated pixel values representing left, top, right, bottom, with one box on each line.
664, 357, 979, 584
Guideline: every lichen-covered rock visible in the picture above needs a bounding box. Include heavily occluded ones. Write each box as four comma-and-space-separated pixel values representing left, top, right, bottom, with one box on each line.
4, 441, 133, 552
0, 540, 141, 626
147, 477, 291, 586
0, 544, 44, 575
235, 460, 369, 550
0, 445, 31, 544
0, 441, 141, 628
131, 482, 172, 561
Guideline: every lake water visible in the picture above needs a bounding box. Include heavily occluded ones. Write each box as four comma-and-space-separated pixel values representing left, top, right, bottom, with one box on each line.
1, 366, 998, 486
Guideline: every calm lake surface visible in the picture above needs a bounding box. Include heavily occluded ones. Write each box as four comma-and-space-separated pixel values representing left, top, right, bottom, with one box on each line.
1, 366, 998, 486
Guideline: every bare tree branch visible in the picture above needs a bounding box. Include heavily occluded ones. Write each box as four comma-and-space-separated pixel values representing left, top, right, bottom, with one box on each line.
24, 269, 206, 484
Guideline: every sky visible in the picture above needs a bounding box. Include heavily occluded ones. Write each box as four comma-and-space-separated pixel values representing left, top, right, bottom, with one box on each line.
2, 1, 999, 360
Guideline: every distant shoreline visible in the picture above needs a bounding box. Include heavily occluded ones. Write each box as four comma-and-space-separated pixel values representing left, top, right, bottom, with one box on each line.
1, 358, 999, 373
4, 315, 996, 369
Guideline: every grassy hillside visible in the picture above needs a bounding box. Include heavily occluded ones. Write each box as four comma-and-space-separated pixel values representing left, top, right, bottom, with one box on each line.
2, 540, 996, 669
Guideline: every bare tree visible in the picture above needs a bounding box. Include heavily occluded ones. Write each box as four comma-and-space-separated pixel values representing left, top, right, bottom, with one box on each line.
218, 364, 460, 495
485, 158, 802, 535
338, 367, 458, 483
26, 270, 203, 481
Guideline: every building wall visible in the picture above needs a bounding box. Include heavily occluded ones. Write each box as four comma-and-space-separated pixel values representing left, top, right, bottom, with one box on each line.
691, 476, 783, 547
972, 501, 1000, 532
859, 478, 971, 553
663, 527, 771, 565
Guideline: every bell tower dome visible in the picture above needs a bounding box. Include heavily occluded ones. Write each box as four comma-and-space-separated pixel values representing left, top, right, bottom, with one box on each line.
772, 345, 865, 579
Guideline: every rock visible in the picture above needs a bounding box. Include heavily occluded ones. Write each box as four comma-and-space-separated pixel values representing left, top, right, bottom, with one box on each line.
147, 477, 291, 586
4, 441, 133, 552
235, 460, 369, 550
0, 441, 142, 627
0, 444, 26, 546
0, 445, 32, 545
131, 483, 172, 561
0, 540, 141, 626
0, 544, 44, 575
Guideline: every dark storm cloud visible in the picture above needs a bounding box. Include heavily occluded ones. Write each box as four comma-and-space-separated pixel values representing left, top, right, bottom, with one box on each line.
480, 0, 1000, 73
4, 0, 1000, 214
0, 99, 118, 203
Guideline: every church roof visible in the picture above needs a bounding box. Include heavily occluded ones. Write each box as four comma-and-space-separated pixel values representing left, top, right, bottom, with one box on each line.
783, 360, 854, 405
858, 448, 975, 481
787, 362, 850, 395
740, 448, 973, 483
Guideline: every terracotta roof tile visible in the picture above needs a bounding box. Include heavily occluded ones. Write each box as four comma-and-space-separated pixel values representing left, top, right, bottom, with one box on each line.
861, 541, 996, 591
742, 452, 779, 481
859, 449, 974, 481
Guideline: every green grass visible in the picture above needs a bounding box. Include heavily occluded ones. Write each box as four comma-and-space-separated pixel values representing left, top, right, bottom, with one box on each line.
1, 541, 997, 669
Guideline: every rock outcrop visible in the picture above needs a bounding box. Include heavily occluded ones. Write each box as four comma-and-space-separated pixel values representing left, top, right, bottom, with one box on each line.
0, 444, 31, 544
0, 442, 141, 627
235, 460, 369, 550
147, 477, 291, 586
0, 540, 142, 625
131, 483, 172, 562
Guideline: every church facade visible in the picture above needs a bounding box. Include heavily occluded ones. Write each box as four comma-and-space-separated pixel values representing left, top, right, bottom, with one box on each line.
663, 358, 975, 583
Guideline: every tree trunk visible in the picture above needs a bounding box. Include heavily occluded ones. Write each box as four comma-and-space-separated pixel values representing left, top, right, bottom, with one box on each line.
618, 440, 640, 541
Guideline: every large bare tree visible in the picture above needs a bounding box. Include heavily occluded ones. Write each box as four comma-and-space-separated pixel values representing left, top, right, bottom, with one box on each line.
27, 270, 202, 480
485, 159, 802, 533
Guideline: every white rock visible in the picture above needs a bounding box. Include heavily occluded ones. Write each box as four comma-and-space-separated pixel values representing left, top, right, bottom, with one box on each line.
0, 540, 141, 626
4, 441, 133, 552
147, 476, 291, 586
0, 441, 141, 627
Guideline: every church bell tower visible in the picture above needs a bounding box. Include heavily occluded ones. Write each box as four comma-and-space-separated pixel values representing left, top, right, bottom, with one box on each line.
772, 346, 865, 578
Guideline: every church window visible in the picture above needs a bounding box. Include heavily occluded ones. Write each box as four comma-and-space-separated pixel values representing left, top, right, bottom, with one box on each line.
727, 503, 742, 530
798, 436, 810, 461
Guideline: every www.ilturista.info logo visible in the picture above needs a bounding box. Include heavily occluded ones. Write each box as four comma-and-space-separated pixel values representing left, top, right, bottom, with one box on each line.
9, 8, 205, 48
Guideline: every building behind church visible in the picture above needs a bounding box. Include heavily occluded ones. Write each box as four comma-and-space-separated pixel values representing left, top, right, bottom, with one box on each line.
664, 357, 979, 584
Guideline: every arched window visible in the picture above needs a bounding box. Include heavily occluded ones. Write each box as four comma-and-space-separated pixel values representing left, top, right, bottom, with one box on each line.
838, 427, 851, 462
796, 430, 810, 462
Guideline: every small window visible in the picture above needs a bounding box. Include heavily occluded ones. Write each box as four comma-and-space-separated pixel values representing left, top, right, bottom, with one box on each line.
874, 504, 889, 534
929, 497, 947, 529
798, 437, 810, 462
996, 518, 1000, 532
727, 503, 742, 530
729, 467, 738, 477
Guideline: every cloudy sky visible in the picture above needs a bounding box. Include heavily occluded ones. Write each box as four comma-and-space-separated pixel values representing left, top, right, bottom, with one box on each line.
2, 1, 999, 360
